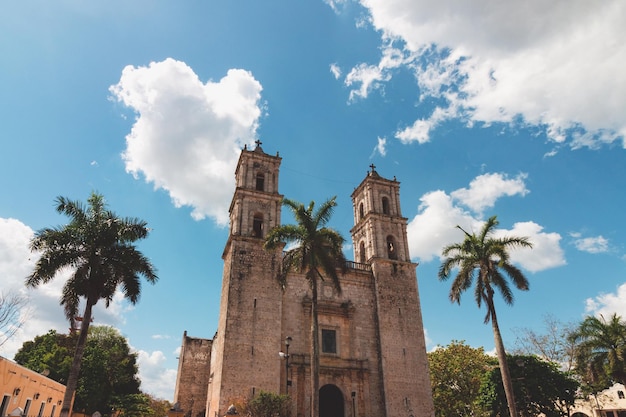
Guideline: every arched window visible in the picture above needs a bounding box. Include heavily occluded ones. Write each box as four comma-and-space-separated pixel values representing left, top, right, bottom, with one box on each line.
387, 236, 398, 260
382, 197, 389, 215
255, 172, 265, 191
359, 241, 366, 263
359, 202, 364, 220
253, 214, 263, 238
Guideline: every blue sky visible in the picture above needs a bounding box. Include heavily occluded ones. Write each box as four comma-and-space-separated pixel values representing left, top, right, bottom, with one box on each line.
1, 0, 625, 401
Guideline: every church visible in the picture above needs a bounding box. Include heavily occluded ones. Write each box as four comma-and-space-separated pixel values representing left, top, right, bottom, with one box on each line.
173, 143, 435, 417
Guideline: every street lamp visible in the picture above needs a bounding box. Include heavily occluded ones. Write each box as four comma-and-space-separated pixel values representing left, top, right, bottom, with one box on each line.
279, 336, 292, 393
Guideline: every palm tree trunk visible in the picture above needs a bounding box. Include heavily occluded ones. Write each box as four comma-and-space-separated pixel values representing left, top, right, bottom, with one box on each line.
59, 300, 94, 417
489, 301, 518, 417
310, 281, 320, 417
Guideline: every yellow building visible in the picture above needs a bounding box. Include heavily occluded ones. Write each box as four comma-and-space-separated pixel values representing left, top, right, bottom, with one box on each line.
1, 356, 65, 417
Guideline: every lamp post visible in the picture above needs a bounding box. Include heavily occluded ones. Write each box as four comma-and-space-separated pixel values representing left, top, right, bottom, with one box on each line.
279, 336, 292, 394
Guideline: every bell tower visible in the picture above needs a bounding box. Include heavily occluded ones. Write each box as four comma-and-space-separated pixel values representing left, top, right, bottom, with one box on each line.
228, 140, 282, 239
350, 164, 434, 417
350, 164, 409, 264
207, 141, 284, 417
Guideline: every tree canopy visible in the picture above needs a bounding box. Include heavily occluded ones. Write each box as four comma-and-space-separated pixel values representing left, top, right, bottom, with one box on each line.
15, 326, 149, 417
568, 313, 626, 392
438, 215, 532, 417
26, 192, 157, 417
428, 341, 494, 417
478, 354, 578, 417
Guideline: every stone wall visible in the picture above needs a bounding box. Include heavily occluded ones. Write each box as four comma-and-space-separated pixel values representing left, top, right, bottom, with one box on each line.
173, 332, 212, 417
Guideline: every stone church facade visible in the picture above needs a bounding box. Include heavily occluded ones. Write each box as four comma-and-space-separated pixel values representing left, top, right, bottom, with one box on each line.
173, 143, 434, 417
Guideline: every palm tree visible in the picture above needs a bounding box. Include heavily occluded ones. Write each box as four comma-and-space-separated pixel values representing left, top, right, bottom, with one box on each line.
26, 192, 158, 417
438, 215, 532, 417
569, 314, 626, 390
264, 197, 346, 417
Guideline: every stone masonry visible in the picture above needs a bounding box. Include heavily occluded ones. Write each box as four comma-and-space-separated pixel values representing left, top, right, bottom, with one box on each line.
173, 143, 435, 417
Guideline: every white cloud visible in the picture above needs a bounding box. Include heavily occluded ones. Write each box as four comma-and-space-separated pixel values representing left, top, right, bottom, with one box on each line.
407, 190, 479, 262
345, 63, 388, 101
395, 118, 432, 145
136, 349, 178, 400
502, 221, 566, 273
372, 136, 387, 157
344, 0, 626, 147
572, 234, 610, 254
406, 175, 564, 272
109, 58, 264, 225
585, 283, 626, 320
0, 218, 68, 357
451, 172, 529, 215
329, 63, 342, 79
324, 0, 348, 14
344, 44, 410, 102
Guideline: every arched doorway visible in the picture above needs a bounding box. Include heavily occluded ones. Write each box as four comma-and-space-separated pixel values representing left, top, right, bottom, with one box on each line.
319, 384, 344, 417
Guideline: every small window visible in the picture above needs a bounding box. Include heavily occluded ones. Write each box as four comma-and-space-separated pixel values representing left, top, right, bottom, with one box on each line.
256, 172, 265, 191
382, 197, 389, 215
387, 236, 397, 260
253, 214, 263, 238
359, 242, 366, 263
37, 402, 45, 417
359, 202, 364, 220
618, 390, 625, 399
1, 395, 10, 417
50, 405, 56, 417
24, 399, 32, 417
321, 329, 337, 354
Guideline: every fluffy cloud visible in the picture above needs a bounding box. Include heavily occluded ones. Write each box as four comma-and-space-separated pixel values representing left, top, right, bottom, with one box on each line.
406, 173, 565, 272
0, 218, 68, 357
136, 349, 178, 399
407, 190, 480, 262
571, 234, 610, 254
585, 283, 626, 319
502, 221, 566, 273
109, 58, 264, 225
451, 173, 529, 215
343, 0, 626, 147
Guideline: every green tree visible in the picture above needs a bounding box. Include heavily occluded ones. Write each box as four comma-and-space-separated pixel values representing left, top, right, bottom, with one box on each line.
264, 197, 346, 417
428, 341, 494, 417
144, 395, 173, 417
14, 330, 74, 383
243, 391, 291, 417
438, 215, 532, 417
478, 355, 578, 417
75, 326, 141, 415
26, 192, 158, 417
15, 326, 145, 417
568, 313, 626, 392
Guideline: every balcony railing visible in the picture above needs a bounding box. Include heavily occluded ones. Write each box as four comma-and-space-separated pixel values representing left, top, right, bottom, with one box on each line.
343, 261, 371, 272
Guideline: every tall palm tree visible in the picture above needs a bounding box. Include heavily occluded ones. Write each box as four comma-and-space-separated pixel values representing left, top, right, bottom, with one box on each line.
438, 215, 532, 417
26, 192, 158, 417
264, 197, 346, 417
569, 314, 626, 390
